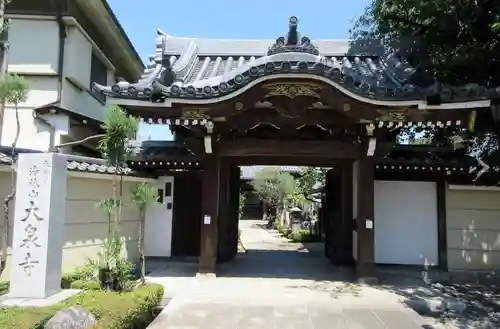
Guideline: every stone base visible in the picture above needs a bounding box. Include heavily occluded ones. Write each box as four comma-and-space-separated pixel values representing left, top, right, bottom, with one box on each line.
0, 289, 81, 307
357, 276, 379, 284
196, 272, 217, 278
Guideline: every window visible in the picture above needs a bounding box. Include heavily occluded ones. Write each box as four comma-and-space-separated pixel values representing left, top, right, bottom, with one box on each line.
90, 53, 108, 102
165, 182, 172, 197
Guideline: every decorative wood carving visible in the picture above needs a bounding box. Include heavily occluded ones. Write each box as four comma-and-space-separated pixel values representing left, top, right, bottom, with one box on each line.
262, 82, 322, 99
182, 108, 210, 120
219, 139, 362, 158
376, 110, 406, 122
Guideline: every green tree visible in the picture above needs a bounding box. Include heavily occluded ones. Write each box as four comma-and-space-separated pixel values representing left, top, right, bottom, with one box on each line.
98, 105, 139, 229
350, 0, 500, 86
130, 182, 158, 284
351, 0, 500, 178
95, 198, 119, 236
296, 167, 326, 199
251, 168, 295, 214
0, 73, 28, 276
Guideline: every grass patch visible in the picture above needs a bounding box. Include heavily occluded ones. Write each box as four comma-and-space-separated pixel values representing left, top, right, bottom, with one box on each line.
0, 283, 164, 329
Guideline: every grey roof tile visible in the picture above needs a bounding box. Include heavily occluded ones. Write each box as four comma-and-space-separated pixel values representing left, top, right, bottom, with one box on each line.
0, 153, 135, 176
93, 17, 500, 103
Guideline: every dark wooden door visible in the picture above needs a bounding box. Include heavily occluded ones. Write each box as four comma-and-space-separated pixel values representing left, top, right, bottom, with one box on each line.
171, 172, 202, 257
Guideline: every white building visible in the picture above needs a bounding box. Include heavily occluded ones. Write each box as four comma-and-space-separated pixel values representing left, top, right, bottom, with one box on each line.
0, 0, 148, 282
2, 0, 143, 154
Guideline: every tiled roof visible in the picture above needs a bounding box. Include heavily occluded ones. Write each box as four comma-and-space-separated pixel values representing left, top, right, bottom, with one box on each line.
93, 17, 500, 103
0, 151, 135, 176
240, 166, 301, 180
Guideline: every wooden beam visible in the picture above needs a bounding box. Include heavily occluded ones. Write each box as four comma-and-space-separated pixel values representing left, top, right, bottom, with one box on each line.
225, 107, 352, 128
219, 139, 362, 158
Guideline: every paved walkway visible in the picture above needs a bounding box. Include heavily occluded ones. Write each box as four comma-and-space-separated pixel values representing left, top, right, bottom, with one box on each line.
146, 220, 426, 329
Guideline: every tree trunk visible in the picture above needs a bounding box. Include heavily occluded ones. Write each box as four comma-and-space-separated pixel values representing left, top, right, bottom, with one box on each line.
138, 208, 146, 284
112, 154, 118, 231
0, 103, 20, 275
0, 1, 9, 276
0, 12, 8, 140
118, 171, 123, 229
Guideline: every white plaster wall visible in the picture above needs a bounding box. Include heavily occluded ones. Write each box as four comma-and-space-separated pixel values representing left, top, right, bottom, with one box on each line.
2, 105, 69, 151
0, 74, 62, 150
374, 180, 439, 266
447, 188, 500, 271
1, 19, 64, 150
0, 172, 142, 281
1, 18, 117, 151
7, 18, 59, 74
61, 25, 115, 122
63, 177, 141, 272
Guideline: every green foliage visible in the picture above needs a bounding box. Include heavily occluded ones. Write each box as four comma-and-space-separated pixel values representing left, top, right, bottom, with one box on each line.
290, 229, 314, 243
130, 182, 158, 212
60, 265, 95, 288
98, 105, 139, 168
251, 168, 295, 208
238, 190, 246, 219
70, 279, 101, 290
95, 198, 120, 217
0, 283, 164, 329
0, 281, 8, 296
350, 0, 500, 86
71, 279, 136, 292
130, 182, 158, 284
95, 198, 120, 234
87, 230, 133, 289
0, 73, 29, 105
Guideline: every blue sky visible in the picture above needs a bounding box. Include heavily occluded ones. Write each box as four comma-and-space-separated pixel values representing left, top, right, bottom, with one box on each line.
107, 0, 372, 140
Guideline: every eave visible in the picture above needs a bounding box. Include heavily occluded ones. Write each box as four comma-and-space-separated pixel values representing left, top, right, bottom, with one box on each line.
75, 0, 144, 79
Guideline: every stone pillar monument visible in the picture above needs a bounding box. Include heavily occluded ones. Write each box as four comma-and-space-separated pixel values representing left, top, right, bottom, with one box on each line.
9, 153, 67, 299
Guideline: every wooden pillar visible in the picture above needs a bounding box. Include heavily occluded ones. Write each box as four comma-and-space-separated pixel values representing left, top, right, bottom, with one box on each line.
323, 168, 339, 261
217, 162, 239, 262
340, 163, 354, 266
354, 156, 376, 281
199, 156, 220, 274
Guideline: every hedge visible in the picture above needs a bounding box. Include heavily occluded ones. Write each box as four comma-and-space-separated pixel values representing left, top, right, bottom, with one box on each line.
0, 265, 95, 297
0, 283, 164, 329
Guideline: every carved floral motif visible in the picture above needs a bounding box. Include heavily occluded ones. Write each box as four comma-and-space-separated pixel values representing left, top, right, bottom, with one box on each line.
262, 83, 322, 99
182, 108, 210, 120
376, 110, 407, 122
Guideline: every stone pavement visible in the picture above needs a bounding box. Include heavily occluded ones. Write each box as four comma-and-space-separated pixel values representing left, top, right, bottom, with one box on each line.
146, 219, 426, 329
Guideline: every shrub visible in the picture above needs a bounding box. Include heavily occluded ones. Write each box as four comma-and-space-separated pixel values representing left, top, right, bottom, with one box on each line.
61, 265, 95, 288
290, 229, 313, 242
71, 279, 136, 292
0, 283, 164, 329
0, 281, 8, 296
70, 279, 101, 290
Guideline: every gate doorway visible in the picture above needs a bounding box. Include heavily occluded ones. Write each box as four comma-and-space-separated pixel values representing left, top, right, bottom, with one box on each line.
214, 158, 360, 278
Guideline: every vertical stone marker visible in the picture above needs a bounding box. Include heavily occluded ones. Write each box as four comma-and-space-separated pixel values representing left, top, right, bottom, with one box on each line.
9, 153, 67, 299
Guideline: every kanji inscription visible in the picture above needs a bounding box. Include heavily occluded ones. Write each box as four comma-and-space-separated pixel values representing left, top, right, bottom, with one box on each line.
17, 164, 46, 276
18, 252, 39, 276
